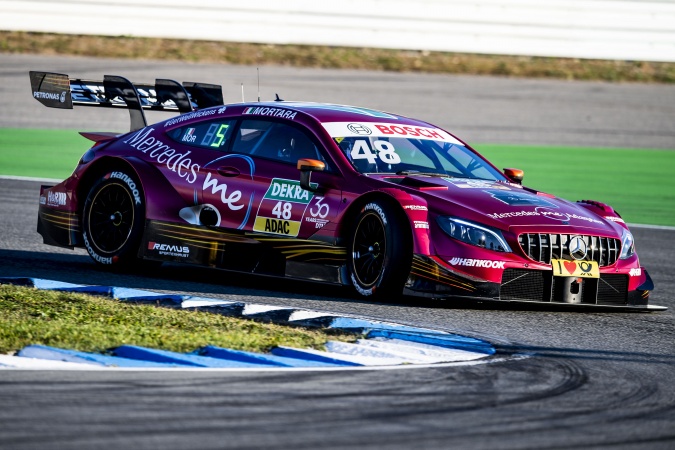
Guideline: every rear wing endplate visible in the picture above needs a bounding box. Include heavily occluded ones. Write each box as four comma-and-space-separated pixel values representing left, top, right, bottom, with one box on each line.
29, 71, 224, 132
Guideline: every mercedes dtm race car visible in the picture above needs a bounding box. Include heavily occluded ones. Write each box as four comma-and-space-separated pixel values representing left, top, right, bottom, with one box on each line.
30, 71, 657, 309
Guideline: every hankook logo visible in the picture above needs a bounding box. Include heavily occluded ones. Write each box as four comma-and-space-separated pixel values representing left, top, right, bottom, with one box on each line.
568, 236, 588, 261
347, 123, 372, 135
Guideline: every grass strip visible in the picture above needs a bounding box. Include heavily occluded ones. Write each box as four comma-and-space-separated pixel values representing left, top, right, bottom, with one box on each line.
0, 128, 89, 179
475, 144, 675, 227
2, 31, 674, 83
0, 284, 355, 355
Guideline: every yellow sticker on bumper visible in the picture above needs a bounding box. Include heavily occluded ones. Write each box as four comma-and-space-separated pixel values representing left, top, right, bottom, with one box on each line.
551, 259, 600, 278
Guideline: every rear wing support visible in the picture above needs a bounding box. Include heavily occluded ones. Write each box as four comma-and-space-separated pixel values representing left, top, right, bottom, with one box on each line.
29, 71, 224, 132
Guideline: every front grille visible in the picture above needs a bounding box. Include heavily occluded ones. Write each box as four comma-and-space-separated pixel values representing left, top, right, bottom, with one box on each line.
501, 269, 547, 302
596, 274, 628, 306
519, 234, 620, 266
500, 269, 629, 305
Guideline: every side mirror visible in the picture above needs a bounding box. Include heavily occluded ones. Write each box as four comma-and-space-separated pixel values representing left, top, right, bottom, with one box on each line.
297, 158, 325, 193
503, 168, 524, 184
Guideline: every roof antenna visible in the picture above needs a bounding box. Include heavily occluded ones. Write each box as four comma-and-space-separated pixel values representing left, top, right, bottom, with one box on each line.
241, 83, 245, 102
275, 93, 284, 102
257, 68, 260, 102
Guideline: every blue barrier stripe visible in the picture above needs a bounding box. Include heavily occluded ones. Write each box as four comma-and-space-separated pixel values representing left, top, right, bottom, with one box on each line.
328, 317, 444, 335
366, 330, 495, 355
17, 345, 179, 367
113, 345, 268, 368
271, 347, 363, 367
199, 345, 345, 367
1, 277, 496, 369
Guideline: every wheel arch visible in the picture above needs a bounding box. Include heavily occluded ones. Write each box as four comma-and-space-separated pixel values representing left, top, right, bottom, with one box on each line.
339, 188, 430, 256
76, 156, 186, 221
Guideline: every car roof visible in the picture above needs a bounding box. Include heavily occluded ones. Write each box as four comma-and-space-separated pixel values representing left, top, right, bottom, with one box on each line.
238, 101, 433, 127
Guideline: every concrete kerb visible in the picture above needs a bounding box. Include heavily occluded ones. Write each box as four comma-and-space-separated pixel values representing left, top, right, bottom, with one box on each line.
0, 277, 497, 371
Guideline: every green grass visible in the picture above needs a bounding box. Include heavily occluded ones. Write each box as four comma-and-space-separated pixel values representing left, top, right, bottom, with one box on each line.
1, 128, 673, 226
0, 128, 89, 179
0, 284, 355, 355
475, 144, 675, 227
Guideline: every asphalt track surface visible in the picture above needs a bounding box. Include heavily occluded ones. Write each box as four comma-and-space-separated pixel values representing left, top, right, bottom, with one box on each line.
1, 54, 675, 449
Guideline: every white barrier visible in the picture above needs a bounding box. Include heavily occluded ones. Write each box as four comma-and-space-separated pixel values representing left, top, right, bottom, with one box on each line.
1, 0, 674, 62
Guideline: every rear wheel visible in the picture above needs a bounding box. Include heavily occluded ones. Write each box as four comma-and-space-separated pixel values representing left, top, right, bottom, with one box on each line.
82, 171, 145, 268
348, 200, 411, 298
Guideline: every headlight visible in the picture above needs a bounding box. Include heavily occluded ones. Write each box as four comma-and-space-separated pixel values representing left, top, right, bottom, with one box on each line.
437, 217, 512, 252
620, 229, 635, 260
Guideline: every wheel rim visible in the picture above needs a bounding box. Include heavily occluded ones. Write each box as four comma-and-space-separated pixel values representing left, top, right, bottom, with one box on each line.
87, 182, 135, 253
352, 211, 386, 287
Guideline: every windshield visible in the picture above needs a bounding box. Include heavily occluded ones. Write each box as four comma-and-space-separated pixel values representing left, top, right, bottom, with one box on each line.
334, 136, 506, 181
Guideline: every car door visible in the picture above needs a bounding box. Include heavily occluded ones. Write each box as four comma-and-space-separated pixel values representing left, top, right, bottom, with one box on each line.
227, 118, 343, 239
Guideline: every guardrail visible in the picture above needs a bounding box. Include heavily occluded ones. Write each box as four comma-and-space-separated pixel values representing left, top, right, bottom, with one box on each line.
1, 0, 674, 62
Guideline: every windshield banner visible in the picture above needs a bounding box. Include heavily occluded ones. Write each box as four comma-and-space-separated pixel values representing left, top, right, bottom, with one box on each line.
322, 122, 463, 144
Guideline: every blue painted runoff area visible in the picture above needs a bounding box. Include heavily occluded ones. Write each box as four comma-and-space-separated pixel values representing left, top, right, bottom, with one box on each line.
0, 277, 496, 369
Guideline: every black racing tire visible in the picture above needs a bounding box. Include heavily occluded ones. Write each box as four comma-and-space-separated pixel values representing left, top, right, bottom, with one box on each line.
81, 170, 145, 268
348, 200, 412, 299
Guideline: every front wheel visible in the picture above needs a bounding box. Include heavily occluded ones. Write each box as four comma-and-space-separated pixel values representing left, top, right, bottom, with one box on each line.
348, 201, 411, 298
82, 171, 145, 268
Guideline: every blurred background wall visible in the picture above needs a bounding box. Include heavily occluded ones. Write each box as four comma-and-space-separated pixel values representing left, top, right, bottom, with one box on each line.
1, 0, 674, 62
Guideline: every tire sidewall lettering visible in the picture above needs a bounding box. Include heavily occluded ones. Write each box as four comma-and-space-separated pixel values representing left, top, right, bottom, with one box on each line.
82, 231, 113, 264
364, 202, 388, 225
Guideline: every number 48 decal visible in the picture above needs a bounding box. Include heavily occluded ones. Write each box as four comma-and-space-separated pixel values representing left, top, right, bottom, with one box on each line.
272, 201, 292, 220
351, 140, 401, 164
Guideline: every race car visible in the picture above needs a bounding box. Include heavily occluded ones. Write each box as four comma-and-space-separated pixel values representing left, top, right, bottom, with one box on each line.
29, 71, 658, 309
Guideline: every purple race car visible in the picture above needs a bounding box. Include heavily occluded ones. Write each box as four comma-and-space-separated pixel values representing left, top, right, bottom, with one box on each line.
30, 71, 659, 309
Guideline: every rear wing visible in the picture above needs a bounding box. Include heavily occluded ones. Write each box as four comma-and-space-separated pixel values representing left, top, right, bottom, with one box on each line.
29, 71, 224, 132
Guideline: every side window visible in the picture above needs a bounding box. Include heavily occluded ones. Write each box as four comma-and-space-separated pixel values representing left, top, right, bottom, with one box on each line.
232, 119, 326, 166
167, 119, 236, 151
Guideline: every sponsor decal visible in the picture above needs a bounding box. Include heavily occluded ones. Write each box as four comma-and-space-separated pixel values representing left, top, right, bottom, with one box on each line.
375, 124, 443, 139
147, 241, 190, 258
486, 207, 603, 224
414, 220, 429, 229
347, 123, 372, 135
181, 127, 197, 143
253, 178, 315, 237
537, 207, 603, 224
243, 106, 297, 120
487, 210, 541, 220
164, 109, 217, 127
306, 197, 330, 229
551, 259, 599, 278
265, 178, 314, 203
629, 268, 642, 277
446, 179, 510, 190
110, 172, 141, 205
486, 189, 554, 207
124, 128, 200, 184
449, 258, 505, 269
606, 216, 625, 224
254, 217, 300, 236
217, 106, 227, 114
365, 202, 387, 225
202, 173, 243, 210
82, 232, 113, 264
33, 91, 67, 103
404, 205, 428, 211
46, 191, 67, 206
39, 195, 46, 205
322, 122, 462, 144
202, 154, 256, 230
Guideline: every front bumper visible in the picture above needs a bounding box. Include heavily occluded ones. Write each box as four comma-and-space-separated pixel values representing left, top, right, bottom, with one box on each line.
404, 255, 662, 310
